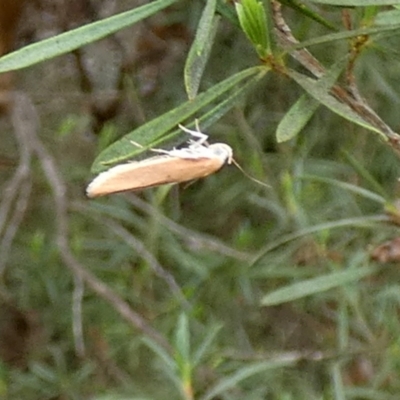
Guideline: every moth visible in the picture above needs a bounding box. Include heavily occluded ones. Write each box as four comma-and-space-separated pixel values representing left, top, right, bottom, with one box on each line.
86, 123, 233, 198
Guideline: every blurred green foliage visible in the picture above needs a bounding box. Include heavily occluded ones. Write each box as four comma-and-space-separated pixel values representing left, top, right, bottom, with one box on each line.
2, 0, 400, 399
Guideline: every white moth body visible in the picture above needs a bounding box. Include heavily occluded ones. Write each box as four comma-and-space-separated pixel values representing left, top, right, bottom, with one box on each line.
86, 126, 233, 198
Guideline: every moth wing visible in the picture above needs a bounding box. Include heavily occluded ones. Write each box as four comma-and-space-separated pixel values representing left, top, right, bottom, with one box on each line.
86, 155, 225, 197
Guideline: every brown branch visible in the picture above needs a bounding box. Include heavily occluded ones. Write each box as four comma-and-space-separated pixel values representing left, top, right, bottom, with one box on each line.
104, 220, 191, 308
270, 0, 400, 151
11, 92, 171, 353
0, 178, 32, 274
0, 94, 34, 277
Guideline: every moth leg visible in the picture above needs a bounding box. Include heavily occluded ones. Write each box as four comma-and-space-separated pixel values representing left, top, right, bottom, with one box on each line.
130, 140, 144, 148
150, 148, 172, 155
178, 120, 209, 146
131, 139, 187, 158
131, 140, 169, 154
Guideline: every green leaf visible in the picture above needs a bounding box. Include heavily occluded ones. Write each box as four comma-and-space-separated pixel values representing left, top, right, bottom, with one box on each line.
308, 0, 400, 5
375, 9, 400, 25
185, 0, 219, 99
235, 0, 270, 58
91, 66, 268, 173
216, 0, 240, 26
290, 24, 400, 51
175, 314, 191, 364
276, 94, 320, 143
142, 338, 176, 371
142, 337, 183, 392
202, 360, 296, 400
192, 67, 269, 132
287, 69, 387, 140
299, 175, 387, 204
261, 267, 375, 306
340, 150, 389, 198
280, 0, 337, 31
192, 324, 222, 368
251, 215, 387, 269
277, 58, 347, 142
0, 0, 177, 73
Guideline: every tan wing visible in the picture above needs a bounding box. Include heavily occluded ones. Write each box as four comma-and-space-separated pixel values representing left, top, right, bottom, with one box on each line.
86, 155, 225, 197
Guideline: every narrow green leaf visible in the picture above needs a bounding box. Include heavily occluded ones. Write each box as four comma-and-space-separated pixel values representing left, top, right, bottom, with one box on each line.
375, 9, 400, 25
280, 0, 337, 31
299, 175, 386, 204
290, 24, 400, 51
195, 67, 269, 131
202, 360, 296, 400
142, 337, 183, 392
235, 0, 270, 58
0, 0, 177, 73
277, 58, 347, 142
175, 314, 191, 364
91, 66, 267, 173
192, 324, 222, 368
251, 216, 387, 269
331, 362, 346, 399
142, 338, 176, 371
31, 363, 58, 382
261, 267, 375, 306
340, 150, 389, 198
287, 69, 387, 139
276, 94, 320, 143
185, 0, 219, 99
216, 0, 240, 26
308, 0, 400, 5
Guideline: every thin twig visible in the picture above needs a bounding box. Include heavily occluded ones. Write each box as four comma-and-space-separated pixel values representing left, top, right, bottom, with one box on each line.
72, 273, 85, 358
271, 0, 400, 148
0, 93, 34, 277
12, 92, 171, 353
0, 178, 32, 273
79, 205, 191, 309
0, 100, 33, 234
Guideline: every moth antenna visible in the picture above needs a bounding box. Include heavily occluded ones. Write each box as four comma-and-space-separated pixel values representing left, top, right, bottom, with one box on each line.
232, 159, 270, 188
131, 140, 166, 154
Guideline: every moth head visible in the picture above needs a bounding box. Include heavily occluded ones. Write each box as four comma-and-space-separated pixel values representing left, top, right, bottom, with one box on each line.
208, 143, 233, 165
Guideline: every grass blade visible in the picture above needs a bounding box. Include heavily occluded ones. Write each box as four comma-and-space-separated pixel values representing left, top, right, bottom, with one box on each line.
261, 267, 375, 306
185, 0, 219, 99
0, 0, 177, 72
